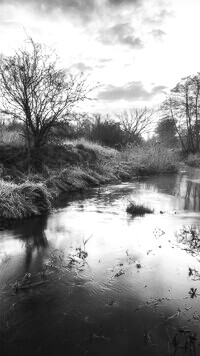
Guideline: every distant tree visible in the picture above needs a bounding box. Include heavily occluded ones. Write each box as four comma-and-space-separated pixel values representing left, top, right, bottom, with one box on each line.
115, 107, 155, 144
155, 117, 178, 147
90, 114, 123, 147
69, 112, 93, 139
0, 38, 95, 164
161, 74, 200, 153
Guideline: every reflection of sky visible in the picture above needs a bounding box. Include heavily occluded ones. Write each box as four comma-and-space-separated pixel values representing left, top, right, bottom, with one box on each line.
1, 169, 200, 305
1, 170, 200, 355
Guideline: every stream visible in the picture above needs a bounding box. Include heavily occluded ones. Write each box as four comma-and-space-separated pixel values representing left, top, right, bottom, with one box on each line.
1, 168, 200, 355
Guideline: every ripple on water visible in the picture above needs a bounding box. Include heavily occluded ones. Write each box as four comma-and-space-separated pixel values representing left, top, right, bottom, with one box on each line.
1, 170, 200, 355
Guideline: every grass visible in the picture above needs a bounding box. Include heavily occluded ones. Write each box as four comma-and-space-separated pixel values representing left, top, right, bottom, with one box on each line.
0, 138, 180, 224
0, 128, 24, 146
0, 180, 51, 223
185, 153, 200, 168
64, 137, 117, 158
121, 143, 178, 175
126, 201, 154, 216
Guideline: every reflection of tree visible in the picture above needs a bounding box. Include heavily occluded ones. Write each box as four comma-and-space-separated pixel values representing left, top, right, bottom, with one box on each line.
184, 180, 200, 211
141, 174, 178, 195
14, 216, 48, 270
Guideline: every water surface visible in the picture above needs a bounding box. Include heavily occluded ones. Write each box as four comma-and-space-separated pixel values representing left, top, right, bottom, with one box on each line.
1, 168, 200, 355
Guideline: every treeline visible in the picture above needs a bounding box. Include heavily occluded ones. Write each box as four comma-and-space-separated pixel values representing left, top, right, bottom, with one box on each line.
0, 37, 200, 156
51, 107, 155, 148
0, 37, 156, 160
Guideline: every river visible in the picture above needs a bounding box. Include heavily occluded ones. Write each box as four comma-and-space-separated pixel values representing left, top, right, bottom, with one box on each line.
1, 168, 200, 355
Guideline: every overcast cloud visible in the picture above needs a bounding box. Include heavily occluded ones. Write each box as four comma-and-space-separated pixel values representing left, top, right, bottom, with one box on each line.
98, 82, 167, 102
99, 23, 144, 49
0, 0, 198, 114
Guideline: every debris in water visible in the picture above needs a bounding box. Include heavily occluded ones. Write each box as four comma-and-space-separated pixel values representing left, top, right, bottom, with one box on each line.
89, 326, 110, 343
172, 327, 197, 355
153, 227, 165, 238
193, 312, 200, 320
188, 267, 200, 280
176, 225, 200, 256
189, 288, 197, 298
165, 309, 181, 322
108, 300, 114, 306
114, 269, 125, 277
136, 263, 142, 269
144, 330, 157, 347
147, 250, 152, 255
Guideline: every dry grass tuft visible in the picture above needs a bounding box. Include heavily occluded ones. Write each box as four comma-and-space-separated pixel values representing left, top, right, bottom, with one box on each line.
0, 180, 51, 221
126, 201, 154, 216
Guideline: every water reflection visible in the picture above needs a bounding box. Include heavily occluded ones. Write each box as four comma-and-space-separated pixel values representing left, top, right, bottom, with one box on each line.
1, 169, 200, 355
0, 216, 48, 279
15, 216, 49, 270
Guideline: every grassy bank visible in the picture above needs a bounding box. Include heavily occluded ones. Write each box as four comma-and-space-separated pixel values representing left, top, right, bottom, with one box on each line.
0, 181, 51, 228
0, 139, 178, 223
184, 153, 200, 168
121, 143, 178, 175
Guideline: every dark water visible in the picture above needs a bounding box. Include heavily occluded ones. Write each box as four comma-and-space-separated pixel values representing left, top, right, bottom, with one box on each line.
1, 168, 200, 355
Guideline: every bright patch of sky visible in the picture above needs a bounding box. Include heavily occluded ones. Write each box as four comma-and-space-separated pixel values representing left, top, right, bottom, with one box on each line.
0, 0, 199, 114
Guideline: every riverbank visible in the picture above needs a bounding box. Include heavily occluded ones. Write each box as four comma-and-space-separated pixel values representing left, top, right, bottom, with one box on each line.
0, 139, 178, 226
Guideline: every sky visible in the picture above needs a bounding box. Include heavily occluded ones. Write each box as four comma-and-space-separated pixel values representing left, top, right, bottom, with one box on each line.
0, 0, 200, 115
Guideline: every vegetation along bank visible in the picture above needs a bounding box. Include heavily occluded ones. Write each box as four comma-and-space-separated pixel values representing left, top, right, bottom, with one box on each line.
2, 36, 199, 225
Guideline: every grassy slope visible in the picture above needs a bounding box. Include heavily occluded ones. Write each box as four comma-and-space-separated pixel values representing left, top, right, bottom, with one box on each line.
0, 138, 178, 223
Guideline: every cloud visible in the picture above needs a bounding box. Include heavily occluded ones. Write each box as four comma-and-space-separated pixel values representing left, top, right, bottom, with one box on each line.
71, 62, 92, 71
98, 82, 167, 102
99, 23, 144, 49
98, 58, 112, 63
0, 0, 97, 22
107, 0, 143, 6
150, 29, 166, 40
151, 85, 167, 94
145, 8, 174, 25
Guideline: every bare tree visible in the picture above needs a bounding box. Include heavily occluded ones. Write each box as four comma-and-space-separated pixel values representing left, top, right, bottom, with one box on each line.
0, 38, 96, 162
115, 107, 156, 143
161, 74, 200, 153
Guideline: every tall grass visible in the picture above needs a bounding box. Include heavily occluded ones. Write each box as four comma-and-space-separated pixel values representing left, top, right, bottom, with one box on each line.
64, 137, 117, 158
0, 181, 51, 221
0, 128, 24, 146
121, 143, 178, 175
185, 153, 200, 168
